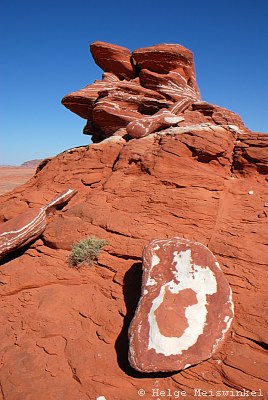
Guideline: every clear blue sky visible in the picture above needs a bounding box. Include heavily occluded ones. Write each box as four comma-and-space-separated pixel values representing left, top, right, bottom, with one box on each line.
1, 0, 267, 165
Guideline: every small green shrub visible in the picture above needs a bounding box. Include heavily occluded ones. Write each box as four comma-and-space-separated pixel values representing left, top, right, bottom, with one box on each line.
69, 235, 108, 267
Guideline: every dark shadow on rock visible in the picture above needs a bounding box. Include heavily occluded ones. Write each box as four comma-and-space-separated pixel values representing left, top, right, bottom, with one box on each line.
0, 241, 33, 266
115, 262, 174, 379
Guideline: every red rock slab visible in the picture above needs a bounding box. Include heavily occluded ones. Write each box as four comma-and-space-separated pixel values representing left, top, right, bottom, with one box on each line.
0, 189, 76, 260
132, 43, 195, 74
90, 41, 136, 80
0, 208, 47, 260
128, 238, 234, 373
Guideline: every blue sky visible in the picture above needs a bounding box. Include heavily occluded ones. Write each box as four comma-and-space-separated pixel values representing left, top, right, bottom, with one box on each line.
1, 0, 267, 165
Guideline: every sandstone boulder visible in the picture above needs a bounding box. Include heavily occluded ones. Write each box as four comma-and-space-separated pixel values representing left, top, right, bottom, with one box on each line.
62, 42, 254, 144
128, 238, 233, 373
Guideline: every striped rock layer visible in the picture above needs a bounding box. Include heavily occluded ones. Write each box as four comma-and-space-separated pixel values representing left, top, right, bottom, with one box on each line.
62, 42, 202, 141
128, 238, 234, 373
62, 41, 251, 142
0, 189, 76, 260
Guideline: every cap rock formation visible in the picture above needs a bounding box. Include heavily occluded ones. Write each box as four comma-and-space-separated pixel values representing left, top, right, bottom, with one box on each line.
0, 41, 267, 399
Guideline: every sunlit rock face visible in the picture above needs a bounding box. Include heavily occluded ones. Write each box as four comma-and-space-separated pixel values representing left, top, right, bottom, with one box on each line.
62, 41, 202, 142
62, 41, 251, 143
128, 238, 234, 373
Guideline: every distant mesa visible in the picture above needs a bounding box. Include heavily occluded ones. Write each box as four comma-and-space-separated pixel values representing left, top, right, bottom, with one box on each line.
0, 159, 43, 168
20, 159, 44, 168
0, 159, 44, 196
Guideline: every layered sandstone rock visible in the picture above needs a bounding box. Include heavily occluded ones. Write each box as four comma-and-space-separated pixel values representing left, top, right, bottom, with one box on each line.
128, 238, 233, 372
0, 42, 267, 399
62, 41, 203, 142
61, 41, 253, 144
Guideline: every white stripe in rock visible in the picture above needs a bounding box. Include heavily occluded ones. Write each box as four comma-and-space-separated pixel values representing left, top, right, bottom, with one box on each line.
145, 245, 160, 286
147, 249, 217, 356
42, 188, 75, 210
0, 210, 46, 253
212, 291, 234, 354
146, 254, 160, 286
0, 209, 46, 238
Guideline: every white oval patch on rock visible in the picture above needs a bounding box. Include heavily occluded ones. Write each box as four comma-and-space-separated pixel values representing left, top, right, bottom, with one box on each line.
128, 238, 234, 373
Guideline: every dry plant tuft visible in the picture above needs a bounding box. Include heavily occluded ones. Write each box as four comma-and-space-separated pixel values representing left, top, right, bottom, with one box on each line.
69, 235, 107, 267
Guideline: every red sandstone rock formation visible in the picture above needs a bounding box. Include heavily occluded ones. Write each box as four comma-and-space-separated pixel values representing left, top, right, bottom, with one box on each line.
62, 41, 253, 144
62, 41, 202, 142
128, 238, 233, 373
0, 42, 267, 399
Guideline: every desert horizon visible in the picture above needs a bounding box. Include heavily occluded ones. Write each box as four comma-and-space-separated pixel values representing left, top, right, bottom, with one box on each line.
0, 159, 41, 195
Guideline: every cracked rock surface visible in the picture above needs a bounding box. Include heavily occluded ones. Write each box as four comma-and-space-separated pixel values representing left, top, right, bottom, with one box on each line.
0, 122, 267, 398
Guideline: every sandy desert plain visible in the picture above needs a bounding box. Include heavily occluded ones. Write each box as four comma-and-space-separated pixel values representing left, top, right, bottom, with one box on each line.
0, 166, 37, 195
